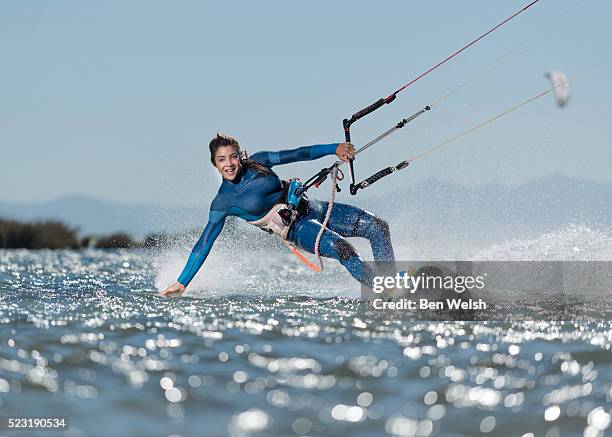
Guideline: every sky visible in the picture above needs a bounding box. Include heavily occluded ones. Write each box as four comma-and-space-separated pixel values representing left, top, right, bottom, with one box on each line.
1, 0, 611, 207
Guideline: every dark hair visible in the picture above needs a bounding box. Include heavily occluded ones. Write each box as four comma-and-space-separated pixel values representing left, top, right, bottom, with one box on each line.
209, 133, 276, 177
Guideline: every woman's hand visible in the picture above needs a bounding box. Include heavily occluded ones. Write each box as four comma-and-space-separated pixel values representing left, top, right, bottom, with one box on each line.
160, 282, 186, 297
336, 142, 356, 162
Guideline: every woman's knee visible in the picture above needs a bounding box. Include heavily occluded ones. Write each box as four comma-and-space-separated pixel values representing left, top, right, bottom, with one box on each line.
373, 215, 390, 238
360, 212, 391, 240
332, 239, 359, 261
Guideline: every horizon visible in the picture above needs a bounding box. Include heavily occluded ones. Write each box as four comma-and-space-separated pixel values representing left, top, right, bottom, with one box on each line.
1, 172, 611, 208
1, 173, 610, 239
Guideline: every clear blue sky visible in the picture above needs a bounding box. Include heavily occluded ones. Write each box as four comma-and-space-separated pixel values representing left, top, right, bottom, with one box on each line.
1, 0, 611, 207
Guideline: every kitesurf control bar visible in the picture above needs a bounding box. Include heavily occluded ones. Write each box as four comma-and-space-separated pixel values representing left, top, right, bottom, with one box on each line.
350, 106, 429, 193
298, 106, 430, 196
341, 0, 542, 195
343, 95, 397, 193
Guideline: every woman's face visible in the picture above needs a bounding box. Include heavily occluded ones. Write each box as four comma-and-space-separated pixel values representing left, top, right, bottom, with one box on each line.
214, 145, 242, 181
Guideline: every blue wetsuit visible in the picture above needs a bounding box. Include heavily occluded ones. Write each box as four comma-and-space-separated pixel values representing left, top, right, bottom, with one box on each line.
177, 143, 395, 288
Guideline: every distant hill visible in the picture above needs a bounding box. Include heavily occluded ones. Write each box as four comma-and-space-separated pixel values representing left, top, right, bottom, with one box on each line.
0, 195, 207, 237
360, 175, 612, 239
1, 175, 611, 239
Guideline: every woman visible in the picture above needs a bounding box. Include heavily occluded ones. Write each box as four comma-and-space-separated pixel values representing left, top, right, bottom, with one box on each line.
160, 134, 395, 296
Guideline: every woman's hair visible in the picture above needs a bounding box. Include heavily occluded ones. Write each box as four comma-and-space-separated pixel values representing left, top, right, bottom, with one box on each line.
209, 133, 276, 177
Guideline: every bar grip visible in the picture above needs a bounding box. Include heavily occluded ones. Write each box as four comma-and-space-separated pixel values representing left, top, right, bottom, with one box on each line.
357, 167, 394, 190
350, 99, 385, 123
346, 94, 396, 126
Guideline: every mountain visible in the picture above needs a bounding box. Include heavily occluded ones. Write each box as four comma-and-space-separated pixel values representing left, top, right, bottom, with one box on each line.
1, 175, 611, 239
0, 195, 206, 237
360, 175, 612, 239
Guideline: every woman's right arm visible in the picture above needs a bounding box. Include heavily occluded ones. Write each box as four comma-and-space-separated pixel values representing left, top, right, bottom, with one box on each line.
160, 209, 226, 296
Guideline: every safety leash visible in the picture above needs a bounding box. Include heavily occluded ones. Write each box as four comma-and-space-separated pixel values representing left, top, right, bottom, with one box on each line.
284, 164, 342, 272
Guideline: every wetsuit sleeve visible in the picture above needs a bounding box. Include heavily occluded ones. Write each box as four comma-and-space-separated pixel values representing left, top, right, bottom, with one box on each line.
250, 143, 338, 168
177, 209, 227, 287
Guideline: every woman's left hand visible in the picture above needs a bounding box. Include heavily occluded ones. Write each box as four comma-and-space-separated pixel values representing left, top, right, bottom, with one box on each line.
336, 142, 356, 162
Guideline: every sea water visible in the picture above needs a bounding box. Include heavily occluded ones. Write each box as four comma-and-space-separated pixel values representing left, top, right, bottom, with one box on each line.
1, 226, 611, 436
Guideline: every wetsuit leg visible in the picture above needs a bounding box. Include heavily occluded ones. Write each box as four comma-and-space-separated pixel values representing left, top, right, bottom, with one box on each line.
288, 216, 376, 288
306, 200, 395, 263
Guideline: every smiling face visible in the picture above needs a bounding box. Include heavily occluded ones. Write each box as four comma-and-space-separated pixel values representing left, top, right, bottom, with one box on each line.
214, 145, 242, 181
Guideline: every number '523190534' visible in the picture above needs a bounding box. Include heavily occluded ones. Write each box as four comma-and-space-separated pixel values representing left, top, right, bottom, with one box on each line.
2, 416, 68, 430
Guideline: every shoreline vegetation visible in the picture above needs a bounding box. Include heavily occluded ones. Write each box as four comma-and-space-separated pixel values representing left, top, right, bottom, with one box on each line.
0, 218, 172, 250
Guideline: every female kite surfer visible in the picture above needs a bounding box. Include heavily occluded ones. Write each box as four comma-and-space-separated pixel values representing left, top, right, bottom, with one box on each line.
160, 134, 395, 296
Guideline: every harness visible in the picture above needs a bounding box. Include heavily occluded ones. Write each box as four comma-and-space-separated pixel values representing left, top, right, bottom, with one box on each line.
246, 179, 307, 240
247, 170, 343, 273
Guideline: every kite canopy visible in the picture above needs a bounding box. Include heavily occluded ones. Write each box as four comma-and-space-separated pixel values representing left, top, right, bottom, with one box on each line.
546, 70, 571, 107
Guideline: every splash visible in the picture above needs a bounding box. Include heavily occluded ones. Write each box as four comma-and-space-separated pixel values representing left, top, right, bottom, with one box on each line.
152, 225, 360, 298
473, 225, 612, 261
